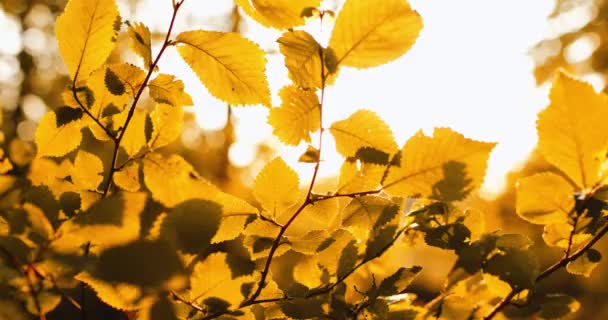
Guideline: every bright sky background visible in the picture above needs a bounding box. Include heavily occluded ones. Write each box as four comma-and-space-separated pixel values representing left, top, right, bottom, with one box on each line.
135, 0, 555, 198
0, 0, 575, 197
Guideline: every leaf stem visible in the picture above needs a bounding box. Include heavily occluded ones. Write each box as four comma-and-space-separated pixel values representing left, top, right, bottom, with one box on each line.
102, 0, 185, 197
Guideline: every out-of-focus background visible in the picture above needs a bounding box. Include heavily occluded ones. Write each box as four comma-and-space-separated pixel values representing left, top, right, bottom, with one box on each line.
2, 0, 608, 318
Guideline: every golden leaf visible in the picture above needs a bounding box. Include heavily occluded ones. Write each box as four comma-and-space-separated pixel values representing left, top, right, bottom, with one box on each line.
55, 0, 120, 82
114, 161, 140, 192
148, 74, 193, 107
253, 157, 301, 219
127, 21, 153, 69
72, 150, 104, 191
120, 109, 147, 157
516, 172, 574, 225
149, 103, 184, 150
329, 0, 422, 68
235, 0, 321, 29
268, 85, 320, 145
277, 31, 323, 88
330, 109, 398, 158
383, 128, 495, 200
35, 109, 83, 158
537, 72, 608, 188
176, 30, 271, 106
190, 253, 253, 306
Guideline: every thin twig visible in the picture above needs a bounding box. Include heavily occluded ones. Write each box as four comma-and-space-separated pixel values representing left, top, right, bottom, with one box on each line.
102, 0, 185, 197
239, 46, 329, 307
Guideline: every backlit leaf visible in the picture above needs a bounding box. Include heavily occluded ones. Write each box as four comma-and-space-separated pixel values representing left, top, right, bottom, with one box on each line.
383, 128, 495, 200
55, 0, 120, 82
127, 21, 153, 69
277, 31, 323, 88
337, 161, 385, 194
268, 85, 320, 145
537, 72, 608, 188
176, 30, 271, 106
516, 172, 574, 225
138, 297, 179, 320
329, 0, 422, 68
330, 109, 398, 158
253, 157, 301, 219
160, 199, 222, 254
107, 63, 146, 95
190, 252, 253, 307
566, 248, 601, 277
52, 192, 146, 251
35, 109, 83, 158
543, 223, 591, 248
235, 0, 321, 29
149, 103, 184, 149
148, 74, 193, 107
71, 150, 104, 190
120, 109, 147, 157
76, 272, 141, 310
114, 161, 140, 192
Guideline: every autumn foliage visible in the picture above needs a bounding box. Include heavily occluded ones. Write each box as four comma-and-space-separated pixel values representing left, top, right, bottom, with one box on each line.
0, 0, 607, 319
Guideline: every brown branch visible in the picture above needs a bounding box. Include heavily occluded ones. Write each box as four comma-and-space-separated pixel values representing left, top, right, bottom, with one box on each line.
239, 46, 329, 308
484, 222, 608, 320
102, 0, 185, 197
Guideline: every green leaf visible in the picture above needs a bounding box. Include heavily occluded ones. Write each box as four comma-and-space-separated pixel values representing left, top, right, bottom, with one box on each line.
160, 199, 222, 254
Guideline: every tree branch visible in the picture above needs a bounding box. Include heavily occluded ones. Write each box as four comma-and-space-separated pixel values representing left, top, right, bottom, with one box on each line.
484, 222, 608, 320
102, 0, 185, 197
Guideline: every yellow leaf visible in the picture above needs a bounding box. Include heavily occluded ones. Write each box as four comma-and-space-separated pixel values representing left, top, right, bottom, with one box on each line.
114, 161, 140, 192
338, 161, 385, 194
55, 0, 120, 82
127, 21, 152, 69
277, 31, 323, 88
28, 158, 75, 197
537, 72, 608, 188
76, 272, 142, 310
106, 63, 146, 96
142, 153, 258, 224
190, 252, 253, 306
71, 150, 104, 190
279, 197, 341, 238
85, 67, 129, 129
543, 223, 591, 248
383, 128, 495, 200
253, 157, 301, 219
235, 0, 321, 29
120, 109, 147, 157
329, 0, 422, 68
149, 103, 183, 150
330, 109, 398, 159
516, 172, 574, 225
35, 109, 83, 158
52, 192, 147, 252
148, 74, 193, 107
268, 85, 320, 146
176, 30, 271, 106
